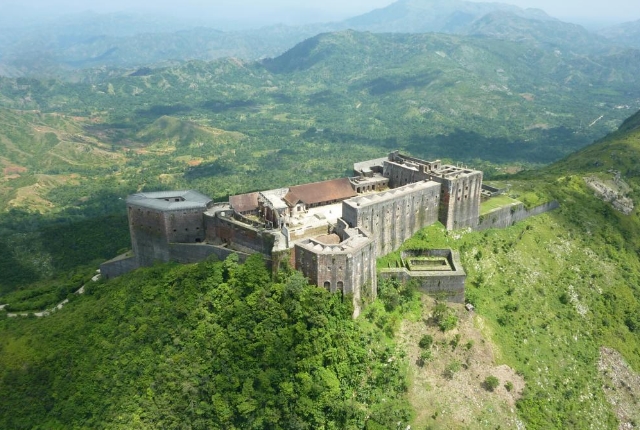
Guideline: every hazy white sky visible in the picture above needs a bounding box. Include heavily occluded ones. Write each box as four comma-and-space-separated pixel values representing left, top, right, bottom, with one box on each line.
5, 0, 640, 27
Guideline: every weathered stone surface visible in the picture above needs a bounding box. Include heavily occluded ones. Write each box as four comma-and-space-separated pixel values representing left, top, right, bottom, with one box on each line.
476, 201, 559, 231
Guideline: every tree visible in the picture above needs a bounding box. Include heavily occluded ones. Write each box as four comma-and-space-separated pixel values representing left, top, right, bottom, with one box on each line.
419, 334, 433, 349
483, 375, 500, 392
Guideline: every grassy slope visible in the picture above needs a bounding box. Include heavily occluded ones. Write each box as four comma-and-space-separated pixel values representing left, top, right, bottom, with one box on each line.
375, 114, 640, 428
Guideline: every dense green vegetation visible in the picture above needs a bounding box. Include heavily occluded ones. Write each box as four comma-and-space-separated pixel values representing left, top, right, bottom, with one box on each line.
0, 255, 414, 429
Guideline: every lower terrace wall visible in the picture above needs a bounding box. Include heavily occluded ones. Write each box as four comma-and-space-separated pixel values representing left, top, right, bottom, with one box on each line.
379, 269, 465, 303
168, 243, 252, 265
379, 249, 465, 303
100, 255, 138, 279
205, 214, 275, 255
476, 200, 559, 231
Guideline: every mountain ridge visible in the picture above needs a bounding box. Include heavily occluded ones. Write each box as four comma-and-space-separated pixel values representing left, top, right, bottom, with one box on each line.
0, 0, 636, 78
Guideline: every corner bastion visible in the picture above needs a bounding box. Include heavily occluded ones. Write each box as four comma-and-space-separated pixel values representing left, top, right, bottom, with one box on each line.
379, 249, 466, 303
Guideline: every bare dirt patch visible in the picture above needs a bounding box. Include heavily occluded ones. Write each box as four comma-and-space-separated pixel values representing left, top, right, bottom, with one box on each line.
598, 347, 640, 429
3, 165, 27, 176
399, 297, 525, 429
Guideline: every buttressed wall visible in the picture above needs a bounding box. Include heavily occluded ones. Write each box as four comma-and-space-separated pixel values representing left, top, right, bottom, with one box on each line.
342, 181, 441, 256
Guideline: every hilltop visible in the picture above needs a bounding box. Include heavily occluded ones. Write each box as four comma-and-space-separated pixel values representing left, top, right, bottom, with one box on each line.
2, 108, 640, 428
0, 28, 639, 296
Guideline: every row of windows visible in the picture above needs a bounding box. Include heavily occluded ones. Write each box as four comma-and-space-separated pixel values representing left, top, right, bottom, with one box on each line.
324, 281, 344, 290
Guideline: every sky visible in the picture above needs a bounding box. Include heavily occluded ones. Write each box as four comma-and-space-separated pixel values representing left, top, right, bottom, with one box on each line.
3, 0, 640, 29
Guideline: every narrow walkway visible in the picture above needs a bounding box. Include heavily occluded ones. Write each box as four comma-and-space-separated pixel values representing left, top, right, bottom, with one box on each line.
2, 273, 99, 318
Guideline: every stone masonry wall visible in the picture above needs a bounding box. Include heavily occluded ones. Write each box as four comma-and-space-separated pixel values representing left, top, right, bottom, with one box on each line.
100, 255, 138, 279
205, 213, 274, 256
476, 200, 560, 231
342, 183, 440, 256
294, 238, 377, 317
380, 270, 465, 303
383, 161, 431, 188
168, 243, 251, 265
165, 208, 207, 244
128, 205, 170, 267
435, 172, 483, 230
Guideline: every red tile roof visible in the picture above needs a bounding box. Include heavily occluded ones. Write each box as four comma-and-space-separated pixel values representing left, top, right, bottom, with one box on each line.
285, 178, 356, 206
229, 192, 259, 213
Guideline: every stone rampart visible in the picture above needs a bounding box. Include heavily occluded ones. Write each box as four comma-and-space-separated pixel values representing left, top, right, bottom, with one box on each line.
436, 172, 483, 230
379, 249, 465, 303
165, 207, 207, 244
295, 226, 377, 317
342, 181, 440, 255
205, 213, 275, 256
476, 200, 559, 231
168, 243, 251, 264
100, 254, 138, 279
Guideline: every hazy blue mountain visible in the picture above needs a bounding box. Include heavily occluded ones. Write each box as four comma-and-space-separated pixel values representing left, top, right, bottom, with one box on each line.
463, 11, 615, 55
0, 0, 630, 78
343, 0, 554, 33
598, 19, 640, 49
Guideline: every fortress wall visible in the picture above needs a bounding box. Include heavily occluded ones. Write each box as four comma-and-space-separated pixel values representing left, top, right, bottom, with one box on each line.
294, 238, 377, 317
295, 245, 320, 286
380, 270, 465, 303
127, 205, 171, 267
436, 171, 483, 230
205, 214, 274, 255
343, 183, 440, 256
165, 208, 207, 244
100, 255, 138, 279
476, 200, 559, 231
168, 243, 251, 264
383, 161, 430, 188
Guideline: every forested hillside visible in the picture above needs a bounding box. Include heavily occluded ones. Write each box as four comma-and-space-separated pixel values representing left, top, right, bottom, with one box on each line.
0, 256, 413, 429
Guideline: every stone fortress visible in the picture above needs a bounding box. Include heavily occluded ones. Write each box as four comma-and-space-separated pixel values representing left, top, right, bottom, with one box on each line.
101, 151, 496, 315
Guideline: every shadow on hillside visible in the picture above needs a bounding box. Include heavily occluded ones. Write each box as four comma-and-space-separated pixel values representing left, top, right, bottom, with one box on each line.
200, 99, 259, 113
351, 71, 443, 96
0, 190, 132, 294
0, 241, 39, 294
136, 104, 192, 118
405, 127, 585, 164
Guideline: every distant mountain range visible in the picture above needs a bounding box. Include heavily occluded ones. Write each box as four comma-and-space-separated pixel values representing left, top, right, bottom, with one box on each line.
1, 0, 639, 78
598, 19, 640, 49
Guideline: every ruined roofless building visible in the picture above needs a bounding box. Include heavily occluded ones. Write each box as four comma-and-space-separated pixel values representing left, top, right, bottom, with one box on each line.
100, 152, 483, 316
